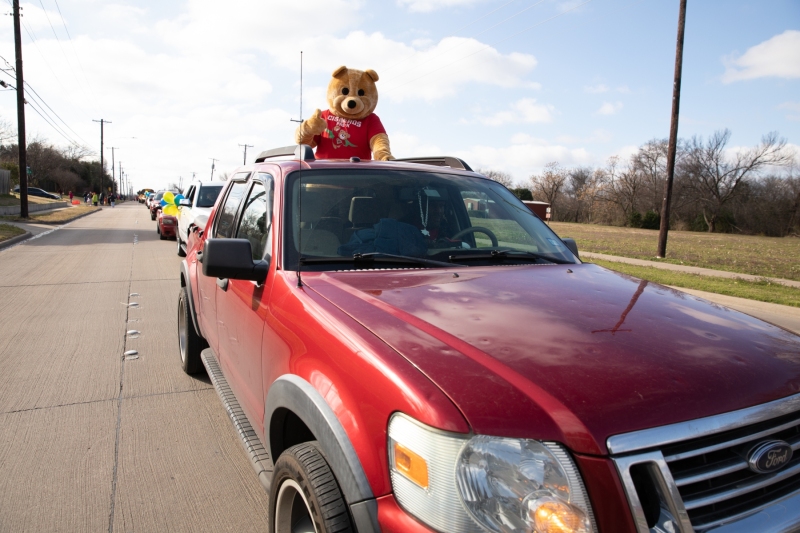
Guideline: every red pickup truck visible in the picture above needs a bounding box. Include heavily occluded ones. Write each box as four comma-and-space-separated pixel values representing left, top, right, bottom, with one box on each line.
178, 146, 800, 533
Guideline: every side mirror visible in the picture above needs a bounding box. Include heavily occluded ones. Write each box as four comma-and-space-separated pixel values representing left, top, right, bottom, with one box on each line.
202, 238, 269, 283
179, 199, 192, 207
561, 237, 580, 260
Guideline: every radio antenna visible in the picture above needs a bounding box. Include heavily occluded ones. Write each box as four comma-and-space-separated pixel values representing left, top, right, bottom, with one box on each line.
290, 51, 303, 123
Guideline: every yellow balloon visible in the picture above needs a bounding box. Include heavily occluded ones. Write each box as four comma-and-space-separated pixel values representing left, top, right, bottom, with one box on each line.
162, 191, 175, 204
162, 205, 179, 216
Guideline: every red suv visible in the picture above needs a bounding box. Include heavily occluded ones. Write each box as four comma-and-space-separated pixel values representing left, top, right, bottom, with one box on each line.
178, 145, 800, 533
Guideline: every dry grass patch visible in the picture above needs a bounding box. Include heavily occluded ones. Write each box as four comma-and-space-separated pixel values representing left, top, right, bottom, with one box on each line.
0, 193, 63, 206
551, 222, 800, 281
0, 223, 25, 242
1, 206, 99, 224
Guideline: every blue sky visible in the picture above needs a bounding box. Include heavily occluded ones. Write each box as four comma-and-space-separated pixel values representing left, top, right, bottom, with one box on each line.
0, 0, 797, 191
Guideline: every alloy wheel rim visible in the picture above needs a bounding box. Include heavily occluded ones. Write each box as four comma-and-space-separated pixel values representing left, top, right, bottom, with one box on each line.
274, 479, 317, 533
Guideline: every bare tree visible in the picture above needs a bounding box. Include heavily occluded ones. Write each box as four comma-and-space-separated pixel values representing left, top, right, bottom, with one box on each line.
477, 168, 515, 188
0, 117, 15, 145
529, 162, 567, 217
684, 130, 795, 232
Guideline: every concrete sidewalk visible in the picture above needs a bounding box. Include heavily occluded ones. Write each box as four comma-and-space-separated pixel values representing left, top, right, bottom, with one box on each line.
582, 251, 800, 289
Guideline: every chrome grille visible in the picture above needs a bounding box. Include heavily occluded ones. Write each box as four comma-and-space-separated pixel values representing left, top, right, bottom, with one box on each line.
608, 393, 800, 533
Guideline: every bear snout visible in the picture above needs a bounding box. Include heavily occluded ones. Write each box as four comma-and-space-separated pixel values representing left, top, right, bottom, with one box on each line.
347, 100, 357, 109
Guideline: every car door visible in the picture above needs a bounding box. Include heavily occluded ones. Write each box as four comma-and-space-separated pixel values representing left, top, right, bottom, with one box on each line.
215, 173, 274, 428
197, 177, 249, 352
179, 185, 195, 241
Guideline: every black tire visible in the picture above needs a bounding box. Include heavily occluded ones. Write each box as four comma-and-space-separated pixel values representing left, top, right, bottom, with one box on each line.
270, 442, 353, 533
151, 212, 156, 220
178, 286, 206, 374
159, 227, 166, 240
177, 234, 186, 257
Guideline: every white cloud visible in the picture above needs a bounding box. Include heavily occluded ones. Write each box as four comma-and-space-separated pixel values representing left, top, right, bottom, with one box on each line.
584, 84, 609, 94
596, 101, 623, 115
779, 102, 800, 122
556, 129, 612, 144
397, 0, 484, 13
722, 30, 800, 83
454, 133, 593, 181
477, 98, 555, 126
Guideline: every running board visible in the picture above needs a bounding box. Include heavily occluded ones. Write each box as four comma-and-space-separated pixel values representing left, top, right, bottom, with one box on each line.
201, 348, 273, 493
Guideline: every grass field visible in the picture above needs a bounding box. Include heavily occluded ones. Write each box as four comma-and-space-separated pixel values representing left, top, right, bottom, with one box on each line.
590, 258, 800, 308
0, 193, 63, 206
550, 222, 800, 281
1, 205, 99, 224
0, 223, 25, 243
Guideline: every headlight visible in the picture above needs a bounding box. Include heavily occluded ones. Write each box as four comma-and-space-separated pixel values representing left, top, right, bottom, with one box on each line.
388, 413, 596, 533
457, 436, 594, 533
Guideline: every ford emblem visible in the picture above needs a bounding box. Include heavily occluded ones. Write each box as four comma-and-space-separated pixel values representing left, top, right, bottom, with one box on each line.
747, 440, 793, 474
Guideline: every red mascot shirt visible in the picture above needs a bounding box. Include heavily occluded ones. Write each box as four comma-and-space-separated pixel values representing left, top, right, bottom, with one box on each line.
312, 110, 387, 160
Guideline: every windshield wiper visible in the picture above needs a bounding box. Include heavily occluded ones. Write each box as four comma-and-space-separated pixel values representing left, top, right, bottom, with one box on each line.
447, 249, 571, 265
300, 252, 461, 268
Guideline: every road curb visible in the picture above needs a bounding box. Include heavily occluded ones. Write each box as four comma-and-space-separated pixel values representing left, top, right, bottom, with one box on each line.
0, 230, 32, 250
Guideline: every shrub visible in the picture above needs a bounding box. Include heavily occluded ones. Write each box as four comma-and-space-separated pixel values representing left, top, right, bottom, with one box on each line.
641, 210, 661, 230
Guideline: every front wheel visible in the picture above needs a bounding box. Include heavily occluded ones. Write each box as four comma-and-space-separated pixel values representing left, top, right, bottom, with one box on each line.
270, 442, 353, 533
178, 286, 206, 374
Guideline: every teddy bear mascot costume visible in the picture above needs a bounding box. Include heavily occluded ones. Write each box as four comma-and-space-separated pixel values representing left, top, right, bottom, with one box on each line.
295, 66, 394, 161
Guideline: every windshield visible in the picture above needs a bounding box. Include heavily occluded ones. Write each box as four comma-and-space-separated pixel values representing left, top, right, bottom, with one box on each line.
284, 169, 576, 269
196, 184, 224, 208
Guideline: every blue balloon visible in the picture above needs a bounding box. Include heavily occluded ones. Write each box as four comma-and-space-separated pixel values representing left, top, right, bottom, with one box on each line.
160, 199, 168, 207
174, 194, 185, 205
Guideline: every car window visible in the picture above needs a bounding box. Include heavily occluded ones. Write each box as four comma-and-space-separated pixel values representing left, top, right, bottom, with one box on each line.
185, 186, 195, 202
235, 176, 273, 260
197, 184, 224, 208
214, 182, 248, 239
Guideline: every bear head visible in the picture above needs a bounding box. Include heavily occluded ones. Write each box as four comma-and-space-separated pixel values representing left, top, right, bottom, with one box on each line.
326, 66, 380, 121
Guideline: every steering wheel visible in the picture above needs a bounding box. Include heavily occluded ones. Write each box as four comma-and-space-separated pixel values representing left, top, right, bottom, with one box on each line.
451, 227, 498, 247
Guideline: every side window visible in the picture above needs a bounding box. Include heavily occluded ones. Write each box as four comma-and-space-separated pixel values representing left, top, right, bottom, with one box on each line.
186, 186, 195, 202
235, 176, 273, 260
214, 182, 248, 238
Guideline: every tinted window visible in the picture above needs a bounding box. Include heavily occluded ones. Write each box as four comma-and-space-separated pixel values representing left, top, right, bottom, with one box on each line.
196, 185, 224, 208
235, 178, 273, 260
214, 182, 248, 238
184, 186, 195, 202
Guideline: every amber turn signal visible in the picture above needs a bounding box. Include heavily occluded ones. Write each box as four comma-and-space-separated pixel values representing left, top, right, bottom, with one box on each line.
393, 442, 429, 489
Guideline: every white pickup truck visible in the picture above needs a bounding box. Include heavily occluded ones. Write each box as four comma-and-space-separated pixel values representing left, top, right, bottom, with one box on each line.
176, 181, 224, 257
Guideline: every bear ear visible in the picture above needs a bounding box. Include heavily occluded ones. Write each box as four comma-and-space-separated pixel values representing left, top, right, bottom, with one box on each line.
332, 66, 348, 77
365, 69, 379, 82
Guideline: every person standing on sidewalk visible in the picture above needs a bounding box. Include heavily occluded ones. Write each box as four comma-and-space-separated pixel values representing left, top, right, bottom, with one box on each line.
92, 192, 98, 207
109, 192, 116, 207
69, 191, 73, 203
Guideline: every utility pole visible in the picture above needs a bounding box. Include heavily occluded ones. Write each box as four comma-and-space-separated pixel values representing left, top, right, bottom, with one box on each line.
110, 147, 119, 194
657, 0, 688, 258
93, 119, 111, 196
13, 0, 28, 218
239, 143, 253, 165
210, 158, 218, 180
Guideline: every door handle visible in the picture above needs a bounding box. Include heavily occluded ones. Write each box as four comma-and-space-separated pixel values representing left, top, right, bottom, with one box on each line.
216, 278, 229, 291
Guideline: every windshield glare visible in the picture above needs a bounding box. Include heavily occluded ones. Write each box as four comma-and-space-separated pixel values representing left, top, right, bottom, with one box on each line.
284, 170, 576, 268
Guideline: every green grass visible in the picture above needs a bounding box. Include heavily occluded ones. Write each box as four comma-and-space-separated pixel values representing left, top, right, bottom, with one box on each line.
0, 193, 63, 206
551, 222, 800, 281
590, 258, 800, 308
0, 223, 25, 242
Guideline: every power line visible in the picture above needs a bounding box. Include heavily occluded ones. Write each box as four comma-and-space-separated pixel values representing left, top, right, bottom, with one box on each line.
24, 80, 90, 145
50, 0, 99, 103
383, 0, 594, 95
37, 0, 87, 95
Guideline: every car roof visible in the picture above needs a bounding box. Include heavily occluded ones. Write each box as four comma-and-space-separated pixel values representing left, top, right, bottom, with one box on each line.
258, 159, 488, 180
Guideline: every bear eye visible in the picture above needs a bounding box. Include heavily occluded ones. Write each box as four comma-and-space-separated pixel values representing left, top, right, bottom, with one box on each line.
358, 89, 365, 96
341, 88, 349, 95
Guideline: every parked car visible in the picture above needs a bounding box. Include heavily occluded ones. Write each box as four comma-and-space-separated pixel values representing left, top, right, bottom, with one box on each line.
178, 145, 800, 533
157, 211, 178, 240
12, 185, 60, 200
147, 190, 164, 219
175, 180, 224, 257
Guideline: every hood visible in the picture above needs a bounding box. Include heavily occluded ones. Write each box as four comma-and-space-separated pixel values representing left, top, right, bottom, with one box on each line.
305, 264, 800, 455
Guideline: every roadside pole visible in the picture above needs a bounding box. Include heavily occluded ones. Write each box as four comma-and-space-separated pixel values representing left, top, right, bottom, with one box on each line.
13, 0, 28, 218
93, 119, 111, 199
657, 0, 687, 258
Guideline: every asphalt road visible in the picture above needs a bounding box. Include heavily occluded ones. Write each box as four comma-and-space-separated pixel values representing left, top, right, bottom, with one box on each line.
1, 204, 799, 532
0, 203, 270, 532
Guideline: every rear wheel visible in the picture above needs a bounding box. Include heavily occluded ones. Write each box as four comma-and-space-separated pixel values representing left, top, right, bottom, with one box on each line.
270, 442, 353, 533
178, 286, 206, 374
